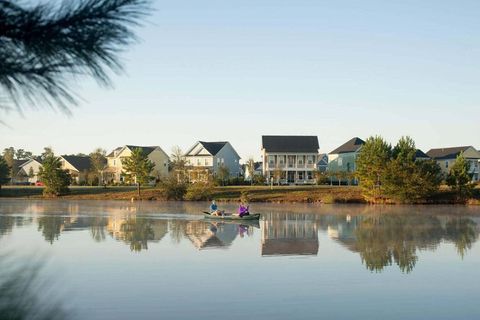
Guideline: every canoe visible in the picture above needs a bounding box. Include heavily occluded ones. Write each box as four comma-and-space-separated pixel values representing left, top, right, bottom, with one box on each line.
203, 211, 261, 220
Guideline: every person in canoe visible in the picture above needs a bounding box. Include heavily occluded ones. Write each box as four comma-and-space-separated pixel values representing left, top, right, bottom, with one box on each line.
237, 200, 250, 218
209, 200, 224, 216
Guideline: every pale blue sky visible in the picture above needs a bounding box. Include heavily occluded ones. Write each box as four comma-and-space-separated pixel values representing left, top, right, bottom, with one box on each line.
1, 0, 479, 160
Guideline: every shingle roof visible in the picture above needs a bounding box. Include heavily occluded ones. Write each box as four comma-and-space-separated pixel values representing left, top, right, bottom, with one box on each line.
125, 145, 157, 156
330, 137, 365, 154
107, 147, 122, 157
198, 141, 228, 156
426, 146, 473, 160
14, 159, 29, 167
262, 136, 319, 153
61, 155, 92, 171
414, 149, 429, 159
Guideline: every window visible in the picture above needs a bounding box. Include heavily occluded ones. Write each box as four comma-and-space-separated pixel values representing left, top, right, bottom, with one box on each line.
113, 160, 116, 166
307, 155, 314, 164
197, 159, 201, 165
338, 158, 343, 166
204, 159, 208, 166
279, 156, 285, 165
445, 161, 449, 168
307, 171, 313, 180
268, 156, 275, 166
298, 171, 304, 180
298, 157, 304, 165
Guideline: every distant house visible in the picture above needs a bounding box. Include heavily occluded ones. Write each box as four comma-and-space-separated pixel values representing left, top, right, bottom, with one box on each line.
414, 149, 430, 160
426, 146, 480, 182
60, 155, 92, 184
327, 137, 365, 184
105, 145, 169, 183
261, 135, 319, 184
243, 161, 263, 181
183, 141, 241, 182
317, 154, 328, 172
13, 158, 43, 184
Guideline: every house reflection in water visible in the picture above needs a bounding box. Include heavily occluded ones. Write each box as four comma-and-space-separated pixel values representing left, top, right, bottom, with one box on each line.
261, 213, 319, 256
185, 221, 238, 250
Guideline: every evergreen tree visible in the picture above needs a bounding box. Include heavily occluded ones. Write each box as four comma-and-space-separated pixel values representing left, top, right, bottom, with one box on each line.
355, 136, 392, 202
38, 154, 71, 196
0, 156, 10, 189
446, 152, 474, 201
122, 148, 155, 197
1, 0, 151, 115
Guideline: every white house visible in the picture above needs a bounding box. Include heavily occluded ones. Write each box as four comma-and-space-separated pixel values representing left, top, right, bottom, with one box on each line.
105, 145, 169, 183
183, 141, 241, 181
59, 155, 92, 184
261, 135, 319, 184
13, 158, 43, 184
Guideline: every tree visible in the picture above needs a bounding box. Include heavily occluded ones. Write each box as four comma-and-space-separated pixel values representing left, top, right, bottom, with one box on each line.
383, 136, 441, 203
170, 146, 186, 170
90, 148, 107, 185
0, 156, 10, 189
40, 147, 54, 161
216, 165, 230, 186
0, 0, 151, 115
122, 148, 155, 197
245, 157, 256, 185
15, 149, 33, 160
446, 152, 474, 201
38, 154, 71, 196
2, 147, 15, 179
273, 166, 283, 186
356, 136, 392, 202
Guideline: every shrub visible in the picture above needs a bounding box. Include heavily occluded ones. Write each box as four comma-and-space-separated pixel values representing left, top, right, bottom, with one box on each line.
252, 174, 266, 185
159, 175, 187, 200
185, 181, 214, 201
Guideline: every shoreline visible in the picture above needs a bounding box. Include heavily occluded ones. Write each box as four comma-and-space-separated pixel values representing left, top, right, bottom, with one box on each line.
1, 185, 479, 205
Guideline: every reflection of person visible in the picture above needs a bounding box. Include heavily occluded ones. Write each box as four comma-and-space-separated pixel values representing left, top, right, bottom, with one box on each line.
238, 225, 248, 237
209, 200, 223, 216
237, 200, 250, 218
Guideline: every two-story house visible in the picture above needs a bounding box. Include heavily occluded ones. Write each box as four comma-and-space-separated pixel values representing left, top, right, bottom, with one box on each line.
261, 135, 319, 184
105, 145, 169, 183
426, 146, 480, 182
183, 141, 241, 182
327, 137, 365, 184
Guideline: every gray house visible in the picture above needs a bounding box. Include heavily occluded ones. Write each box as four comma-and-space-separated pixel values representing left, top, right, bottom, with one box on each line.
327, 137, 365, 184
426, 146, 480, 182
184, 141, 241, 181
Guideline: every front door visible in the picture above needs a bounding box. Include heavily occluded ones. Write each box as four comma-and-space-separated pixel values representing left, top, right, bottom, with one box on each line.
287, 171, 295, 183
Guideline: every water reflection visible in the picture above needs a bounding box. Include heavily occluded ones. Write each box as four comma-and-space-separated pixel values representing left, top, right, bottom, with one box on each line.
261, 213, 319, 256
1, 200, 480, 274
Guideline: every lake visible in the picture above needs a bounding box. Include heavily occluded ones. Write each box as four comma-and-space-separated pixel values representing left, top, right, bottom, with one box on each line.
1, 199, 480, 320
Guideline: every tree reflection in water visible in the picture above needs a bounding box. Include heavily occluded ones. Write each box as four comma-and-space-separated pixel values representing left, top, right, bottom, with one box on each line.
37, 215, 67, 244
0, 254, 68, 320
352, 215, 478, 273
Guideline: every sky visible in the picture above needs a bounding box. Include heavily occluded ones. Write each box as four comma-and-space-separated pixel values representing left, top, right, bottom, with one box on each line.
1, 0, 479, 161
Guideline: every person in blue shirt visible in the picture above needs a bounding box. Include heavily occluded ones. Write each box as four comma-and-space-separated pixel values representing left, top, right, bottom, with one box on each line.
209, 200, 223, 216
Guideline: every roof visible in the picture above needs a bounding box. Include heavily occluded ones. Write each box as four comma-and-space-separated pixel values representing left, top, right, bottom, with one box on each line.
107, 147, 122, 157
61, 155, 92, 171
198, 141, 228, 156
415, 149, 429, 159
125, 145, 158, 156
317, 154, 328, 166
262, 136, 319, 153
426, 146, 473, 160
14, 159, 29, 167
18, 157, 43, 167
330, 137, 365, 154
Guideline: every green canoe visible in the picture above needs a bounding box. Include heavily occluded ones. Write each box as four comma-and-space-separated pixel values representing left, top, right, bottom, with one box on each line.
203, 211, 261, 220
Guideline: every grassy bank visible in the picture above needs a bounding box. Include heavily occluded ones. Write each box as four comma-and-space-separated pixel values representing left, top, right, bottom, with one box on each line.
1, 185, 479, 204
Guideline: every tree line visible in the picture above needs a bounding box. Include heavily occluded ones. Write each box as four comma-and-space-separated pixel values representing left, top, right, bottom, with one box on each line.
355, 136, 476, 203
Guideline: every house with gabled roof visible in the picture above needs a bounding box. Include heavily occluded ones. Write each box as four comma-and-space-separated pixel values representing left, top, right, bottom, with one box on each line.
60, 155, 92, 184
426, 146, 480, 181
183, 141, 241, 182
12, 158, 43, 184
327, 137, 365, 184
105, 145, 169, 183
261, 135, 319, 184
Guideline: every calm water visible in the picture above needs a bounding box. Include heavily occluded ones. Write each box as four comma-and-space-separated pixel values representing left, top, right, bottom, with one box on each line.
1, 200, 480, 320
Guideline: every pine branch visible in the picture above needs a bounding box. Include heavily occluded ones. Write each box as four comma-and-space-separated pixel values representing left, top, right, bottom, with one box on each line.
0, 0, 151, 115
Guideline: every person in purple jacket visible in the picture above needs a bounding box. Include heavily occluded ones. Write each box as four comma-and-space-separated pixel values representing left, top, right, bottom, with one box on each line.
237, 200, 250, 218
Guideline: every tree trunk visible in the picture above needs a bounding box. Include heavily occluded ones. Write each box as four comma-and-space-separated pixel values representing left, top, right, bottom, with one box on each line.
137, 183, 141, 198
